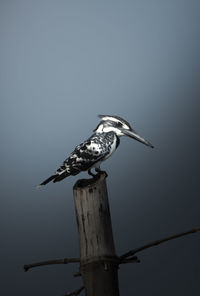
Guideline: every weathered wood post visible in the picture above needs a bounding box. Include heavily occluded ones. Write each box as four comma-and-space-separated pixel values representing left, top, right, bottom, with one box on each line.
24, 172, 200, 295
73, 172, 120, 296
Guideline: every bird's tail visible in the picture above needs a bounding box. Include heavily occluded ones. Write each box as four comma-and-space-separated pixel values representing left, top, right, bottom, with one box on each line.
37, 171, 71, 187
37, 174, 58, 187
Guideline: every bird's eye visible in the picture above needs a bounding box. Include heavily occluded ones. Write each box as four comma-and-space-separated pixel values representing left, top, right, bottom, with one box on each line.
116, 122, 123, 128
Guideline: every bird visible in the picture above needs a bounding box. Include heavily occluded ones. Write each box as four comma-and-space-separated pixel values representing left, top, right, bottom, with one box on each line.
38, 115, 154, 186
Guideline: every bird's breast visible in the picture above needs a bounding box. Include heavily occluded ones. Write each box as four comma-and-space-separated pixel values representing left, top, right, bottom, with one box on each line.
104, 134, 118, 160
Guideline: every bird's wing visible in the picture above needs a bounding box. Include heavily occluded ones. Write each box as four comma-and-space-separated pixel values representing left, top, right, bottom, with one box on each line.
61, 136, 109, 173
39, 134, 110, 186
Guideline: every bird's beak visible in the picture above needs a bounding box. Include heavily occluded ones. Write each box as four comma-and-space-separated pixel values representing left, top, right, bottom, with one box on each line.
122, 129, 154, 148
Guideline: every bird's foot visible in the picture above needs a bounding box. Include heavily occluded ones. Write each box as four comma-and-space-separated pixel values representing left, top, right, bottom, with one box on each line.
95, 167, 101, 173
88, 169, 96, 177
95, 168, 108, 177
88, 168, 108, 178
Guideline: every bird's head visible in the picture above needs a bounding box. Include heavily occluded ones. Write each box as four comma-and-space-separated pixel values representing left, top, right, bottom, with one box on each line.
94, 114, 154, 148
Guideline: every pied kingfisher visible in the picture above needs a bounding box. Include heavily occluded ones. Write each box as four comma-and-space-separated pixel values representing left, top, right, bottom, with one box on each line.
39, 115, 154, 186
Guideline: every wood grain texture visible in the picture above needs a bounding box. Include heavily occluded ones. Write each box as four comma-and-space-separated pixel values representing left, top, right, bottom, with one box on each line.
73, 172, 120, 296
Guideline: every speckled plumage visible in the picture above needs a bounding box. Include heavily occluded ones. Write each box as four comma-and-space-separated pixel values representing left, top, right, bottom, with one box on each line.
40, 132, 119, 185
55, 132, 119, 181
39, 115, 153, 186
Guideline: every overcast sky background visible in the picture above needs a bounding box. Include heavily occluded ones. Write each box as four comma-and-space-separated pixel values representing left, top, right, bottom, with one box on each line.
0, 0, 200, 295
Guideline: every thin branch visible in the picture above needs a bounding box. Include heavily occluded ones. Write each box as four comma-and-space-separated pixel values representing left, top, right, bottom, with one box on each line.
120, 226, 200, 260
24, 257, 80, 272
64, 286, 84, 296
120, 256, 140, 264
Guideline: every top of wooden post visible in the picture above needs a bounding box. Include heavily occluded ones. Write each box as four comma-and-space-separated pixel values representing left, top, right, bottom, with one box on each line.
73, 171, 116, 261
73, 171, 107, 190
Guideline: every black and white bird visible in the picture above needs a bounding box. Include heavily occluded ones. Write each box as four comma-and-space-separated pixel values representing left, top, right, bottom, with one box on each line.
39, 115, 154, 186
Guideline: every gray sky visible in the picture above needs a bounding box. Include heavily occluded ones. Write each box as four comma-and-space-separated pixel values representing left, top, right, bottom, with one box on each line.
0, 0, 200, 295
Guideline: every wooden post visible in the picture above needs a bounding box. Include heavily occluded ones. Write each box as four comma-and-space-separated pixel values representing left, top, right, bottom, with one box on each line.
73, 172, 120, 296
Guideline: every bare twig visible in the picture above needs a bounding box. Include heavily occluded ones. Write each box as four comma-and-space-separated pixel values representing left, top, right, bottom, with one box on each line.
64, 286, 84, 296
120, 227, 200, 260
24, 257, 80, 272
120, 256, 140, 264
